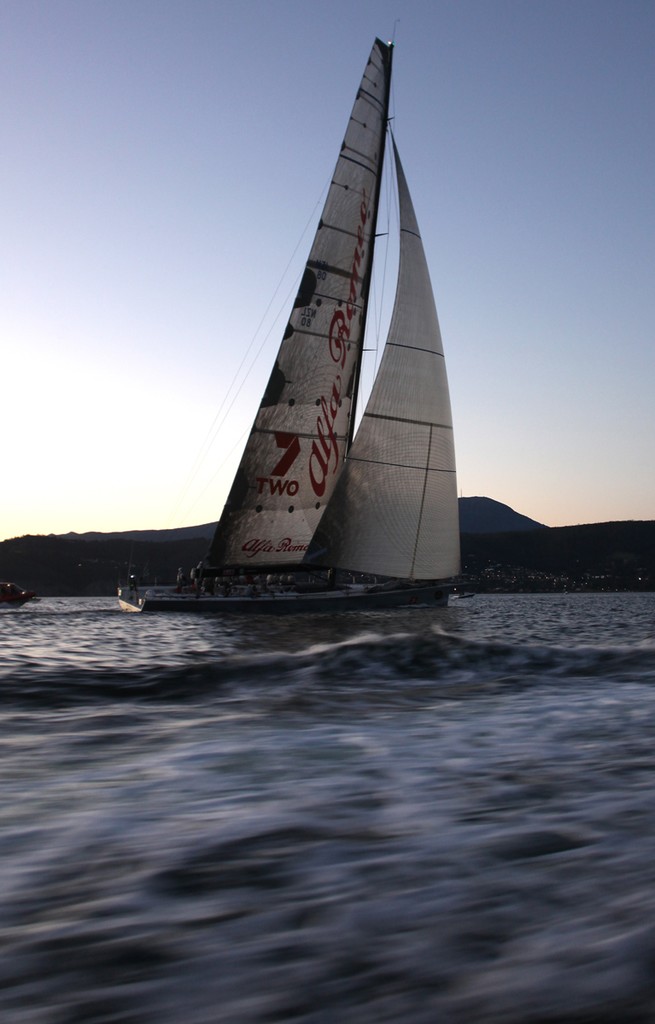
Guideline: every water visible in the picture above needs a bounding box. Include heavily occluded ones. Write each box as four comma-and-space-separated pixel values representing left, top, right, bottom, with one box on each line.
2, 593, 655, 1023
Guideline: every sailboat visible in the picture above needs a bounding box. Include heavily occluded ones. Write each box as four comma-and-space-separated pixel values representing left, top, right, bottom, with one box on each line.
119, 38, 460, 614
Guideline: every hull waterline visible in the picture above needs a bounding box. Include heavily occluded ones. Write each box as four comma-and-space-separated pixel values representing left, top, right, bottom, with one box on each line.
118, 584, 450, 615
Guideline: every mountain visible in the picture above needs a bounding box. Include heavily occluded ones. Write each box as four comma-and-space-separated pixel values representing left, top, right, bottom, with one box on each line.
59, 498, 542, 546
59, 523, 217, 543
459, 497, 546, 534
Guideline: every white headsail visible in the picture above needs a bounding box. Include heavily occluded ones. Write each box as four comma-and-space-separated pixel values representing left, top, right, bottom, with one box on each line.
307, 140, 460, 580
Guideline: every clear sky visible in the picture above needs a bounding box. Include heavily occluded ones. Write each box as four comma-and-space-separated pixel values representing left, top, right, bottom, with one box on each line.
2, 0, 654, 541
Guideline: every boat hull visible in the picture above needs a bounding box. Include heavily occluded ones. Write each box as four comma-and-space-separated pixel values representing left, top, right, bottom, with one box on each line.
1, 583, 37, 608
118, 583, 450, 615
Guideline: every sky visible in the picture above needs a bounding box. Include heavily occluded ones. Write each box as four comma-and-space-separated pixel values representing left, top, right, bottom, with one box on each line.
2, 0, 654, 541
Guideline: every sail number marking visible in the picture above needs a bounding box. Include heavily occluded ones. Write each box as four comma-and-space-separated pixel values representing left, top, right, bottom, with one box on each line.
256, 431, 300, 498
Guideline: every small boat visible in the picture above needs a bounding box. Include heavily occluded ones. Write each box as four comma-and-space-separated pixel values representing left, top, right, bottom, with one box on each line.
119, 38, 460, 614
1, 582, 37, 607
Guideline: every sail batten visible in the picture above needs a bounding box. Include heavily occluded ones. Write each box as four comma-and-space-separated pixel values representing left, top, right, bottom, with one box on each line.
361, 412, 454, 429
337, 456, 457, 472
386, 342, 446, 356
340, 152, 381, 171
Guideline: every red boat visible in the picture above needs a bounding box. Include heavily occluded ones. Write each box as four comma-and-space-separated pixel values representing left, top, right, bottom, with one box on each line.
0, 582, 37, 606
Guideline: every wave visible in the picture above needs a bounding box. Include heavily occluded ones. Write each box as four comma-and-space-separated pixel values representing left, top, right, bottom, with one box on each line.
2, 625, 654, 710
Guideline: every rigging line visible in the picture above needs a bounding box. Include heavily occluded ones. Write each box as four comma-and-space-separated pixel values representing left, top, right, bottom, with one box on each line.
346, 454, 455, 472
176, 425, 250, 525
172, 271, 299, 528
174, 266, 305, 527
165, 181, 330, 529
173, 196, 331, 528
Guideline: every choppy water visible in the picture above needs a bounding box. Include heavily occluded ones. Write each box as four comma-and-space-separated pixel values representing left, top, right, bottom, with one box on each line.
2, 593, 655, 1023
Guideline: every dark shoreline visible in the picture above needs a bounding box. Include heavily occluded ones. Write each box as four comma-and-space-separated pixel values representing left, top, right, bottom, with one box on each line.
2, 519, 653, 597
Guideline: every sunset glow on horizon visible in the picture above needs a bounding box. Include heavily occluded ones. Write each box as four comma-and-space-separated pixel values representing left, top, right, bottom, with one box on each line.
3, 0, 654, 542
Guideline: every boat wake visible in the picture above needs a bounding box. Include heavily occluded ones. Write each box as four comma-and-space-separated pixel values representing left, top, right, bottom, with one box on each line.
3, 595, 655, 1023
2, 626, 654, 709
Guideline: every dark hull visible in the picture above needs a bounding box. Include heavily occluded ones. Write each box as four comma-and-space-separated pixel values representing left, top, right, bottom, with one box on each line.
118, 584, 450, 614
0, 584, 36, 608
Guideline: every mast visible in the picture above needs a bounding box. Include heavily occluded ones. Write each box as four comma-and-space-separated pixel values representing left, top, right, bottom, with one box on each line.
345, 40, 394, 453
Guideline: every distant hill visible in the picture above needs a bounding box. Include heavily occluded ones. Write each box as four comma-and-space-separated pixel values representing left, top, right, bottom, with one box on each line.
0, 534, 209, 597
459, 497, 546, 534
59, 523, 217, 543
461, 519, 655, 592
59, 498, 543, 545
